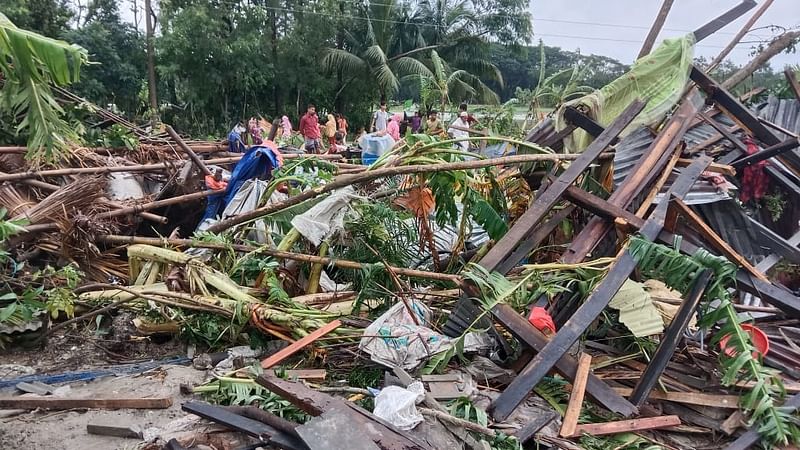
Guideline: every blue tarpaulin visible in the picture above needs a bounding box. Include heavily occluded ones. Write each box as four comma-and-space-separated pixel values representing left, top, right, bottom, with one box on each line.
201, 145, 281, 223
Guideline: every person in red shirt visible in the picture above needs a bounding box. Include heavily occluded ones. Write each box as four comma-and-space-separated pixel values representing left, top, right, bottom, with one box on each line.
299, 104, 322, 154
459, 103, 478, 127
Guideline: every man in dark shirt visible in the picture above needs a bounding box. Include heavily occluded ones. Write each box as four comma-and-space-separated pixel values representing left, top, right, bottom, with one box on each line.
299, 104, 322, 153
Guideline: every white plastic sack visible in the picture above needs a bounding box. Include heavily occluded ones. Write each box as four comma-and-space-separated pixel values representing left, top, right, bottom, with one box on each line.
291, 186, 357, 246
197, 179, 287, 244
373, 381, 425, 430
359, 301, 492, 370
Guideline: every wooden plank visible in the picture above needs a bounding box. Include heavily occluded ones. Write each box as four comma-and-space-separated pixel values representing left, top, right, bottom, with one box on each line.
736, 274, 800, 319
676, 159, 735, 176
638, 0, 675, 59
286, 369, 327, 382
0, 396, 172, 410
494, 205, 575, 275
560, 353, 592, 437
690, 65, 782, 146
514, 411, 557, 444
261, 320, 341, 369
182, 401, 307, 450
692, 0, 756, 41
489, 156, 711, 422
731, 137, 800, 170
479, 99, 646, 271
629, 269, 713, 406
563, 106, 618, 143
568, 415, 681, 438
670, 199, 768, 282
86, 424, 144, 439
617, 388, 738, 409
785, 68, 800, 102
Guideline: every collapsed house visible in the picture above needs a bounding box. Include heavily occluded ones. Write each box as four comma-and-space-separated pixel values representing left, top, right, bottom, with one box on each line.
3, 1, 800, 449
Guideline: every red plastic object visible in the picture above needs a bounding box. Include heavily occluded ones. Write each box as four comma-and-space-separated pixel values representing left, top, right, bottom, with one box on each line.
528, 307, 556, 336
719, 323, 769, 358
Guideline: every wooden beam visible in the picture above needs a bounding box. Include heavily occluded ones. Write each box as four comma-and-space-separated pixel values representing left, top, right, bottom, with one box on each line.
261, 320, 341, 369
167, 125, 212, 177
638, 0, 675, 59
568, 415, 681, 438
692, 0, 756, 42
489, 156, 711, 422
629, 269, 713, 406
563, 106, 617, 143
515, 411, 557, 444
706, 0, 774, 71
690, 66, 782, 147
669, 199, 769, 282
785, 68, 800, 102
494, 206, 575, 275
614, 387, 739, 409
560, 353, 592, 437
731, 137, 800, 170
479, 99, 646, 272
0, 396, 172, 410
676, 159, 735, 176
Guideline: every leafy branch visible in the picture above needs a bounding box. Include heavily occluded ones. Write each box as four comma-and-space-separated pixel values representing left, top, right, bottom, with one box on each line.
628, 236, 799, 447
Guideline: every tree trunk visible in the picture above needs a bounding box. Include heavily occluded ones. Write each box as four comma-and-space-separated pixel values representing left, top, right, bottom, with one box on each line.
637, 0, 674, 60
334, 1, 346, 113
722, 31, 800, 90
270, 5, 281, 114
706, 0, 774, 72
144, 0, 159, 126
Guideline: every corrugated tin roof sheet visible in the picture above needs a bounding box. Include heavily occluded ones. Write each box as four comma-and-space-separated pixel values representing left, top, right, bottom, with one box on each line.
756, 96, 800, 136
613, 125, 734, 206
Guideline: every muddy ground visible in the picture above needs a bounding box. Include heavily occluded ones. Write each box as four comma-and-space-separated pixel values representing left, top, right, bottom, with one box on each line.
0, 320, 246, 450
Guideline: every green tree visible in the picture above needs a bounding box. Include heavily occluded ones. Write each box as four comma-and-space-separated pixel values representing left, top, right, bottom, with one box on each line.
0, 0, 73, 38
0, 12, 88, 164
61, 0, 146, 115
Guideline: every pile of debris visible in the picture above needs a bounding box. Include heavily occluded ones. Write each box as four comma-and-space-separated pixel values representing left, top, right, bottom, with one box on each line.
4, 1, 800, 449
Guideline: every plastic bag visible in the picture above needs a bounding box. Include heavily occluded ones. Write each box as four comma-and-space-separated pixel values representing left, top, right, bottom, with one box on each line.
372, 381, 425, 430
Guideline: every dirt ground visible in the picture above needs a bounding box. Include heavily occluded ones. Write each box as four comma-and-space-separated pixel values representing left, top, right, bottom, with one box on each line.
0, 319, 236, 450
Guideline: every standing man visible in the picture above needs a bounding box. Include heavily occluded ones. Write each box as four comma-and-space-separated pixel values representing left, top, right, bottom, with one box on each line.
371, 101, 389, 132
459, 103, 478, 127
299, 104, 322, 153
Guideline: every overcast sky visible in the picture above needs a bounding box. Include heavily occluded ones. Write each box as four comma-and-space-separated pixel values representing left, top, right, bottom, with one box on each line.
530, 0, 799, 68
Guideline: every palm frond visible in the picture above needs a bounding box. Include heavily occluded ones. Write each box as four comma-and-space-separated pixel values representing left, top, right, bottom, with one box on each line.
321, 48, 368, 74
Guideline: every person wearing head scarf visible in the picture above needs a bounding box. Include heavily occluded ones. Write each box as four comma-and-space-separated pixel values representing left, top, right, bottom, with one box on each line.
325, 113, 337, 147
281, 115, 292, 140
386, 113, 403, 141
448, 111, 470, 151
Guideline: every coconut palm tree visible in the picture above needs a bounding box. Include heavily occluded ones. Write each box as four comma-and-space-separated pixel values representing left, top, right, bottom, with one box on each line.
322, 0, 433, 101
0, 13, 88, 165
412, 50, 501, 113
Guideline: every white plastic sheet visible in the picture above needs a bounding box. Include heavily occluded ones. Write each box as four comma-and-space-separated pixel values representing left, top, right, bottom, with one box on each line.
290, 186, 357, 246
373, 381, 425, 430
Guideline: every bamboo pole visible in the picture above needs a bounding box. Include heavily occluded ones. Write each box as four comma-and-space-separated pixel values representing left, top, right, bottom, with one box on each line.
706, 0, 775, 72
207, 145, 611, 233
166, 125, 212, 176
0, 156, 242, 182
96, 234, 463, 283
637, 0, 675, 59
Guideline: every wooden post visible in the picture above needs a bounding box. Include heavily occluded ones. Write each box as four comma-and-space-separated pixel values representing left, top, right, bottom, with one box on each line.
166, 125, 212, 177
560, 353, 592, 437
706, 0, 774, 71
638, 0, 675, 60
629, 269, 712, 406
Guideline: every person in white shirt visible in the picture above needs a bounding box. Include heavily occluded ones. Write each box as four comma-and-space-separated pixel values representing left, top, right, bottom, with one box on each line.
371, 101, 389, 132
448, 111, 471, 151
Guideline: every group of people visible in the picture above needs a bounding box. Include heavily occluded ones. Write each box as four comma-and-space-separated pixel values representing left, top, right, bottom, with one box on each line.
235, 100, 478, 155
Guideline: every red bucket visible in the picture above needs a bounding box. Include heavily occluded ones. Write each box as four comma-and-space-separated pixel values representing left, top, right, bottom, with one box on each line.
719, 323, 769, 358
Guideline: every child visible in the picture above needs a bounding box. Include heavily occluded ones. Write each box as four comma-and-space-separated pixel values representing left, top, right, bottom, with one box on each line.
330, 131, 347, 153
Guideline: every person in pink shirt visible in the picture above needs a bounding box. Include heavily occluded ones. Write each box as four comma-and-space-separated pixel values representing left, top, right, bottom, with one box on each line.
385, 113, 403, 141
